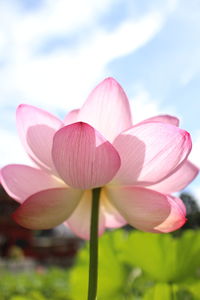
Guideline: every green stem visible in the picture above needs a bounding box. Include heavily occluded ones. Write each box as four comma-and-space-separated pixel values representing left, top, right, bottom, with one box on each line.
170, 283, 175, 300
87, 187, 101, 300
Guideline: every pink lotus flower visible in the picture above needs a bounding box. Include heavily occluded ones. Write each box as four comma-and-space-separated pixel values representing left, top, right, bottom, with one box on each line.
0, 78, 198, 239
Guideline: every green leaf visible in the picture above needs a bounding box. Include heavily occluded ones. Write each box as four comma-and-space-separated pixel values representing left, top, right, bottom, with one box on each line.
174, 231, 200, 281
121, 230, 200, 282
10, 297, 28, 300
143, 283, 177, 300
69, 232, 127, 299
182, 280, 200, 300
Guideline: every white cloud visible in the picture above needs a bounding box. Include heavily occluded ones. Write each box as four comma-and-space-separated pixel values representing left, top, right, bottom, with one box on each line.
0, 0, 115, 41
0, 129, 33, 166
130, 89, 162, 123
189, 131, 200, 168
0, 9, 167, 117
193, 186, 200, 205
129, 87, 180, 124
8, 12, 164, 112
0, 1, 181, 166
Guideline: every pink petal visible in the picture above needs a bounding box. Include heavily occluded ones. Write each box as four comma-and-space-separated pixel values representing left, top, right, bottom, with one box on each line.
101, 189, 127, 228
16, 104, 63, 172
79, 78, 132, 142
13, 188, 82, 230
149, 160, 199, 193
52, 122, 121, 189
64, 109, 79, 125
154, 196, 186, 232
106, 186, 186, 233
139, 115, 179, 126
113, 122, 192, 186
66, 190, 105, 240
0, 164, 66, 203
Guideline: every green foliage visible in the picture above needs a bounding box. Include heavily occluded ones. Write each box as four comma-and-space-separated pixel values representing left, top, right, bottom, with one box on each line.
143, 283, 176, 300
120, 230, 200, 282
1, 229, 200, 299
70, 229, 200, 299
69, 233, 126, 299
0, 268, 71, 300
185, 281, 200, 300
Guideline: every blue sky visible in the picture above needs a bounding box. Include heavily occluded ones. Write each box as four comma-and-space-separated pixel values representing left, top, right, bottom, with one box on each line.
0, 0, 199, 198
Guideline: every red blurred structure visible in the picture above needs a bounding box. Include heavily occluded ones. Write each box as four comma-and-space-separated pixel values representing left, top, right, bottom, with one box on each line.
0, 185, 81, 267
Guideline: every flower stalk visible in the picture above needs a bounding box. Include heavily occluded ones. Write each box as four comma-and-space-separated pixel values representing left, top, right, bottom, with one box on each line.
87, 187, 101, 300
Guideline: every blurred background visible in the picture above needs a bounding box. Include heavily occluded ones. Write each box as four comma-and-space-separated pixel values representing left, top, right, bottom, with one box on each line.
0, 0, 200, 299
